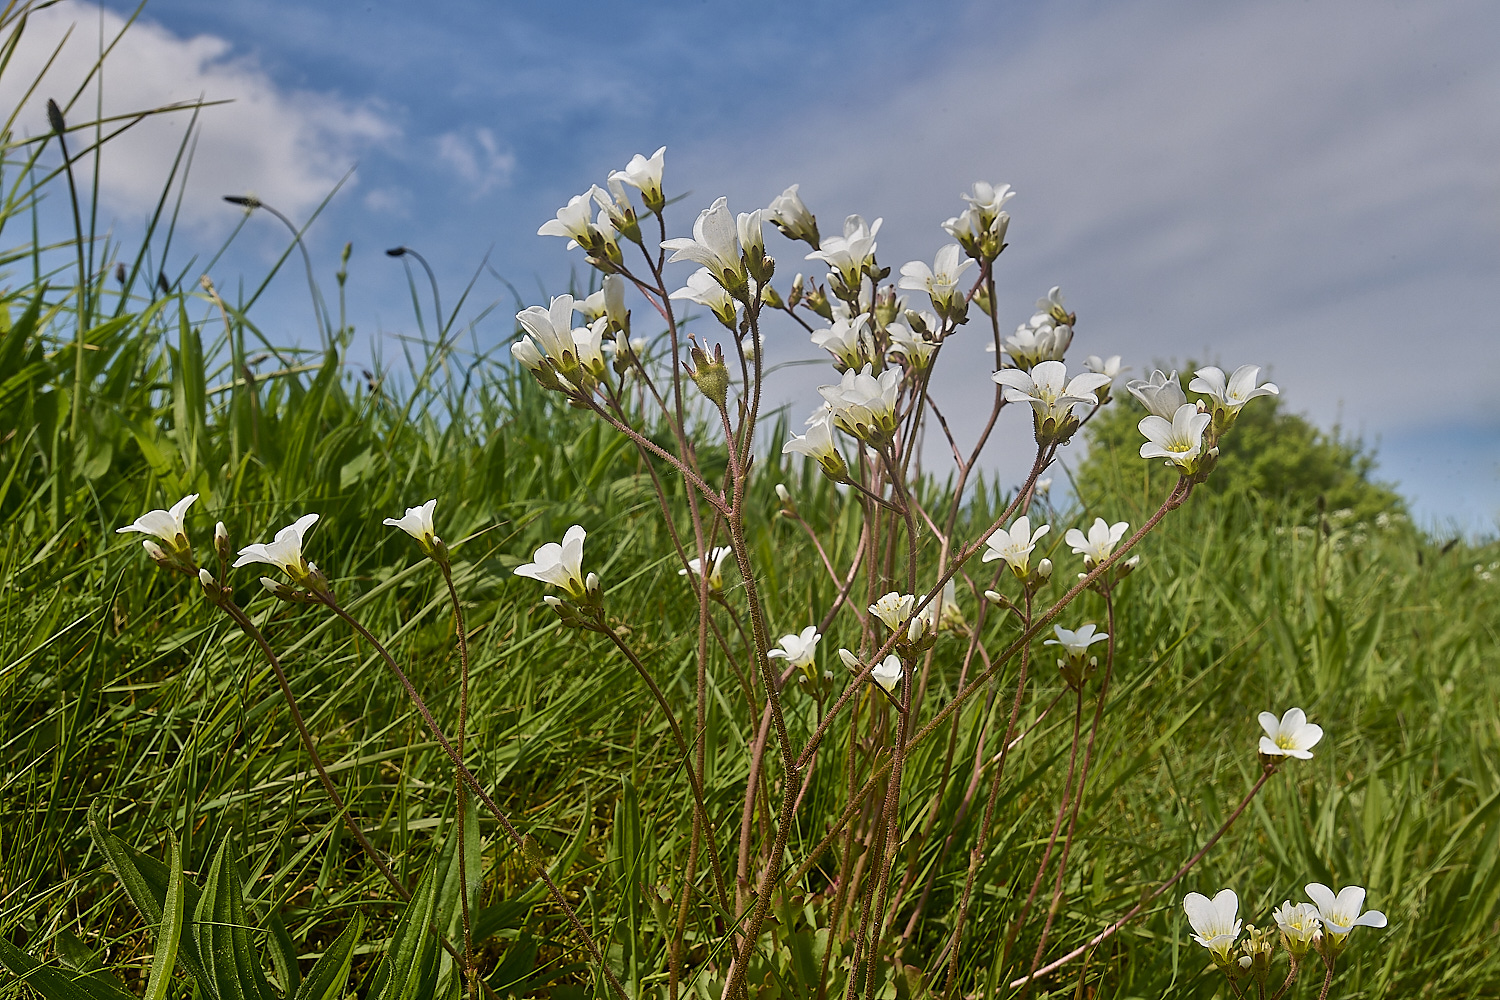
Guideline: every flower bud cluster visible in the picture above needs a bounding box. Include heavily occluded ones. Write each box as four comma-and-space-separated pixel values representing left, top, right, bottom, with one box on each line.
942, 182, 1013, 263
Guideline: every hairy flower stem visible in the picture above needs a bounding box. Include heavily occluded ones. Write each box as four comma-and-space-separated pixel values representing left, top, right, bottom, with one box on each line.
215, 599, 501, 1000
1269, 955, 1300, 1000
599, 620, 732, 914
1004, 676, 1085, 978
1021, 589, 1119, 988
1011, 765, 1277, 988
319, 595, 628, 1000
1316, 955, 1336, 1000
438, 563, 477, 1000
797, 450, 1052, 771
861, 663, 915, 999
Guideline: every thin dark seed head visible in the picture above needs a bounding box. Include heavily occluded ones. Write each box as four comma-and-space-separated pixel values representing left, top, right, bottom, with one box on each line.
46, 99, 65, 134
385, 246, 408, 257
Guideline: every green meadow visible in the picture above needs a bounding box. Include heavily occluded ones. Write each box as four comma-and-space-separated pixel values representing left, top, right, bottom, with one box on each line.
2, 9, 1499, 999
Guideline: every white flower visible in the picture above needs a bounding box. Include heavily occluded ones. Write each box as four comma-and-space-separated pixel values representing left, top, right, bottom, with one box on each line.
1034, 477, 1052, 496
515, 525, 588, 597
869, 592, 915, 633
537, 192, 595, 246
680, 545, 734, 593
1138, 403, 1212, 470
782, 407, 847, 478
806, 214, 880, 287
736, 209, 765, 262
997, 318, 1073, 369
1183, 888, 1242, 963
961, 181, 1016, 219
591, 177, 638, 235
982, 515, 1050, 577
811, 316, 875, 370
1044, 623, 1109, 659
871, 654, 904, 692
818, 364, 900, 442
669, 268, 740, 329
766, 183, 819, 245
897, 244, 973, 312
609, 145, 666, 209
517, 294, 582, 370
602, 274, 629, 333
1126, 369, 1188, 419
993, 360, 1109, 424
887, 321, 937, 370
934, 578, 966, 632
768, 625, 821, 669
1272, 900, 1323, 955
511, 336, 547, 372
662, 197, 746, 291
1086, 355, 1124, 378
1065, 518, 1129, 567
573, 289, 607, 323
1190, 365, 1280, 415
383, 499, 440, 553
573, 318, 609, 376
233, 513, 320, 583
1304, 884, 1386, 944
1258, 707, 1324, 759
117, 494, 199, 553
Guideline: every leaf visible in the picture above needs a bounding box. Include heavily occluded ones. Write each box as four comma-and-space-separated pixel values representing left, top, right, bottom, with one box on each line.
87, 806, 210, 989
143, 832, 185, 1000
293, 916, 362, 1000
369, 858, 442, 1000
0, 937, 135, 1000
193, 838, 278, 1000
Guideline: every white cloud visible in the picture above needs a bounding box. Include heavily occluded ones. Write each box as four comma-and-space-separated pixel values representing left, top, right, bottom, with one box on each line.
679, 0, 1500, 508
0, 2, 397, 232
436, 126, 515, 196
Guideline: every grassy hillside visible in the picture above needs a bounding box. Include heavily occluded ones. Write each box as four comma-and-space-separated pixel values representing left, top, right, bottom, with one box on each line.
2, 9, 1499, 996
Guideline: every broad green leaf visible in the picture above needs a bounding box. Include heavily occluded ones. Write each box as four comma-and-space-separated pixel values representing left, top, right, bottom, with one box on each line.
143, 832, 185, 1000
293, 915, 362, 1000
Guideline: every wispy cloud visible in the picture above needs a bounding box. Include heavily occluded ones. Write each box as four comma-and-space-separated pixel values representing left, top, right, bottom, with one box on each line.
3, 3, 398, 232
436, 127, 515, 196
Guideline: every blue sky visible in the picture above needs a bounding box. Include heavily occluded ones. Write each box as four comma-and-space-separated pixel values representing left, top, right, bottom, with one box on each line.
11, 0, 1500, 531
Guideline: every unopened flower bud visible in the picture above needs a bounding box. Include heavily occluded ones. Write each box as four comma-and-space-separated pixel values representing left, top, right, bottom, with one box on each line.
214, 522, 230, 561
685, 338, 731, 408
198, 568, 219, 599
143, 540, 169, 566
762, 283, 784, 309
787, 274, 805, 307
260, 576, 298, 602
1036, 558, 1053, 581
874, 286, 900, 331
585, 571, 601, 601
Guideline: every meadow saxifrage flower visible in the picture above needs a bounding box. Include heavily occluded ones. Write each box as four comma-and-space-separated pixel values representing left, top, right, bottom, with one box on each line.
898, 244, 973, 317
811, 316, 875, 371
818, 364, 901, 444
766, 183, 819, 246
1304, 883, 1386, 953
610, 145, 666, 212
383, 499, 442, 557
871, 654, 904, 692
1044, 623, 1109, 660
1190, 364, 1279, 417
233, 513, 321, 585
662, 197, 747, 294
1126, 369, 1188, 419
117, 494, 199, 561
782, 407, 849, 480
982, 515, 1050, 578
1258, 707, 1324, 760
680, 545, 734, 593
1183, 888, 1242, 965
515, 525, 589, 598
1065, 517, 1129, 567
1272, 900, 1323, 956
768, 625, 821, 671
805, 214, 880, 289
1138, 402, 1212, 472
